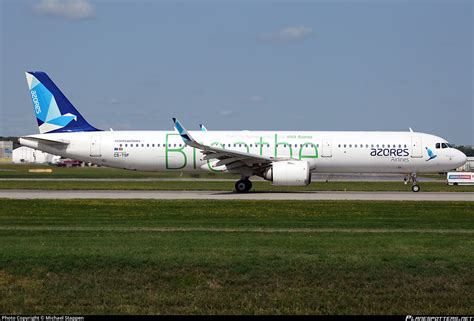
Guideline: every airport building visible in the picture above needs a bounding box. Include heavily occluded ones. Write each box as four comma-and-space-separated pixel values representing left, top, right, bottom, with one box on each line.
12, 146, 60, 164
0, 141, 13, 163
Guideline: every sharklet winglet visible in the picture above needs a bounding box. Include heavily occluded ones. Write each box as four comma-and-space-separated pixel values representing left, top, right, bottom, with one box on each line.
172, 118, 196, 145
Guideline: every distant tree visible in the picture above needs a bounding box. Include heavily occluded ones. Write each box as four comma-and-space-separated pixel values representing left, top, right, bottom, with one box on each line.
0, 136, 20, 149
455, 145, 474, 157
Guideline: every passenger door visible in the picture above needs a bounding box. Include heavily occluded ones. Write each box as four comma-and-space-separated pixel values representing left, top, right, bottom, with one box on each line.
90, 135, 102, 157
411, 135, 422, 158
321, 139, 332, 157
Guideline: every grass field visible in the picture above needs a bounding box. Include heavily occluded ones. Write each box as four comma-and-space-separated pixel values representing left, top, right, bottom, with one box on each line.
3, 164, 472, 192
0, 163, 446, 179
0, 164, 238, 179
1, 200, 473, 314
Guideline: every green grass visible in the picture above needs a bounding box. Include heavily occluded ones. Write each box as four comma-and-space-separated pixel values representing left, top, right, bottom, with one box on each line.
0, 164, 238, 179
2, 164, 470, 192
0, 200, 473, 314
3, 163, 470, 192
0, 180, 473, 192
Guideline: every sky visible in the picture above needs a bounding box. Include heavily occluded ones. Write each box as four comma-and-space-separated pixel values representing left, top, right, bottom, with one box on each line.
1, 0, 472, 145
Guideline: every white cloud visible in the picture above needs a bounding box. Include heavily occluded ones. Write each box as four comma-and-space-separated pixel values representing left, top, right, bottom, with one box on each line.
248, 95, 264, 103
219, 110, 233, 116
101, 98, 122, 105
259, 26, 314, 43
34, 0, 96, 20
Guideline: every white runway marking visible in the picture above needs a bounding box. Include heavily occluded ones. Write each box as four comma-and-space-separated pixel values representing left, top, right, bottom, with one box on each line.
0, 190, 473, 201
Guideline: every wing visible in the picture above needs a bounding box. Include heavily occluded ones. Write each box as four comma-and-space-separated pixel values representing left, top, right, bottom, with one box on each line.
173, 118, 274, 173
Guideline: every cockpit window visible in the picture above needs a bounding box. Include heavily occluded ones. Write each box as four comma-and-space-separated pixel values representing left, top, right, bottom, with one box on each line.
446, 143, 454, 148
441, 143, 448, 149
435, 143, 440, 149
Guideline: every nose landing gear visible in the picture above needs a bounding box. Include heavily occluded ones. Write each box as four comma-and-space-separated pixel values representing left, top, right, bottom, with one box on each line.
404, 173, 420, 192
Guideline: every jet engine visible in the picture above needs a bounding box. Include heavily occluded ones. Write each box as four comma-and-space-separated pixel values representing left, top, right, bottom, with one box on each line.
263, 160, 311, 186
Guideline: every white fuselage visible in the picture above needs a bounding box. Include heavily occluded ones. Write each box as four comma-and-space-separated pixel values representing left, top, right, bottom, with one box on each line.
19, 130, 467, 174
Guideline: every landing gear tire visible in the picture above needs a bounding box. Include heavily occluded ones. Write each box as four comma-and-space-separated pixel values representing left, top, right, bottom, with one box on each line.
411, 184, 420, 192
235, 179, 252, 193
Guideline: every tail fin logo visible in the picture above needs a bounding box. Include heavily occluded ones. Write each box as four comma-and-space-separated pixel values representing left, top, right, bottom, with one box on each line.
31, 90, 41, 114
26, 72, 78, 134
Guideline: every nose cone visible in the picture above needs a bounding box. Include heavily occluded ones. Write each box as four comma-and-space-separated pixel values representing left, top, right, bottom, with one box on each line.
455, 150, 467, 167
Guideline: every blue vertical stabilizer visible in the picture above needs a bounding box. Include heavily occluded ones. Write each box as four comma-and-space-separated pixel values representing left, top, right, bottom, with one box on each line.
26, 71, 100, 133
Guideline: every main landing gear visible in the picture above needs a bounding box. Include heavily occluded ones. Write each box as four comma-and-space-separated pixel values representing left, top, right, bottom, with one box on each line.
235, 178, 252, 193
404, 173, 420, 192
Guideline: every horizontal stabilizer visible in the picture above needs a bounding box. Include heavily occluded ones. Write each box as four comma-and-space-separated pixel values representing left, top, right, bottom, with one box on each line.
20, 135, 70, 145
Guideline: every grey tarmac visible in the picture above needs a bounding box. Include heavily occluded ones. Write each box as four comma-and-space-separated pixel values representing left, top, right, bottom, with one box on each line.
0, 173, 443, 182
0, 190, 472, 201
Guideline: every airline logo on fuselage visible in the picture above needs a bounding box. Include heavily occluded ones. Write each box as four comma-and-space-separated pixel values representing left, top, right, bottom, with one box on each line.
370, 148, 409, 157
425, 147, 437, 161
30, 90, 41, 114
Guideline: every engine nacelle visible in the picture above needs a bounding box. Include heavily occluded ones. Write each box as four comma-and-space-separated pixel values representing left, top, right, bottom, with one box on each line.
263, 160, 311, 186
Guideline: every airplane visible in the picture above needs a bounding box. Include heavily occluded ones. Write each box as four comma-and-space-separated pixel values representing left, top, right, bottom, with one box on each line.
19, 71, 467, 192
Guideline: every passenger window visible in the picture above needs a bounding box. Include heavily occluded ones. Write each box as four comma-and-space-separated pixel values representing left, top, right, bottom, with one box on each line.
147, 144, 149, 147
125, 144, 128, 147
344, 144, 346, 148
136, 144, 139, 147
